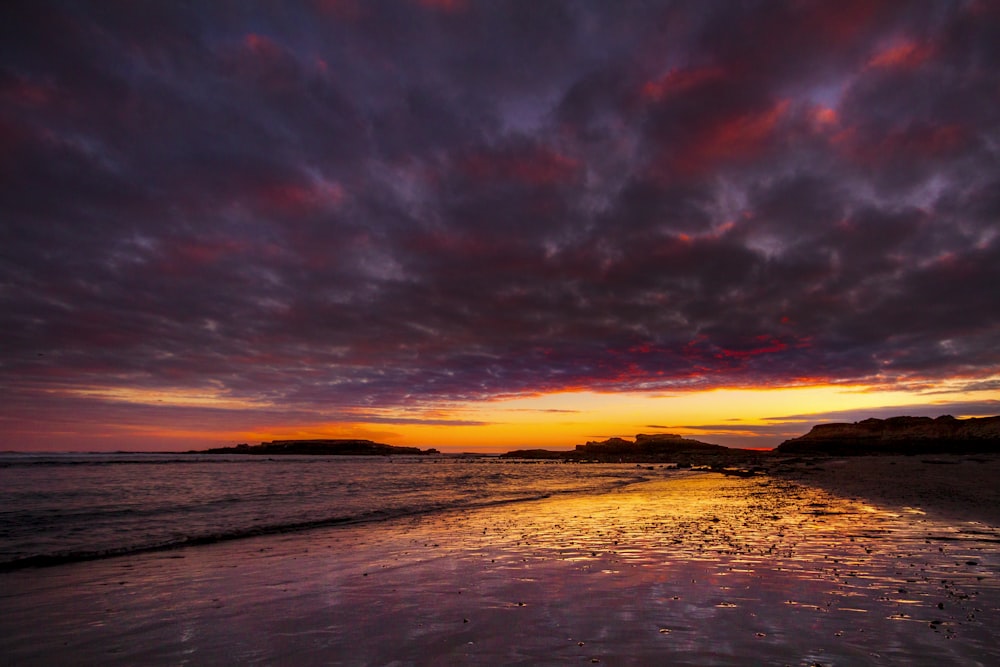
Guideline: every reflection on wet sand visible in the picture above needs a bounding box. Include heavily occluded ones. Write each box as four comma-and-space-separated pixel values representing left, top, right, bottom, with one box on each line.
1, 470, 997, 665
393, 473, 999, 664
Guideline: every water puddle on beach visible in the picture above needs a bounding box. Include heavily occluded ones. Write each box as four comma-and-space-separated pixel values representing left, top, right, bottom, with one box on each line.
361, 473, 1000, 665
2, 471, 998, 666
384, 475, 1000, 665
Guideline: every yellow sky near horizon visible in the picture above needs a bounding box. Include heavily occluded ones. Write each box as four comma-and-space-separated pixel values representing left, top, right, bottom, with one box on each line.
24, 378, 997, 453
228, 382, 1000, 453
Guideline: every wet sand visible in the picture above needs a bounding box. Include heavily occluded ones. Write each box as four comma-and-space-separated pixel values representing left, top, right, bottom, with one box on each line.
2, 467, 999, 665
770, 453, 1000, 527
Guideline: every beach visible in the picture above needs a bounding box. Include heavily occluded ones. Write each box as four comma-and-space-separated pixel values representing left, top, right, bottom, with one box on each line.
2, 461, 999, 666
771, 454, 1000, 527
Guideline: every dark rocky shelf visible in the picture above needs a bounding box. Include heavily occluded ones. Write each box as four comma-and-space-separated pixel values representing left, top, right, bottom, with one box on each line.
201, 439, 439, 456
501, 433, 764, 466
501, 415, 1000, 463
776, 415, 1000, 456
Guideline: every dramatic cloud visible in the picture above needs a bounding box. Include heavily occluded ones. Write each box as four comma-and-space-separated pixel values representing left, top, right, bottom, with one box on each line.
2, 1, 999, 448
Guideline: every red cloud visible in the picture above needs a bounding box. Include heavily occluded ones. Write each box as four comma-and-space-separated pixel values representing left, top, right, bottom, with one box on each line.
655, 99, 791, 178
149, 238, 250, 278
680, 334, 811, 370
1, 76, 55, 107
810, 106, 839, 129
641, 66, 726, 103
699, 100, 790, 159
314, 0, 363, 21
833, 122, 967, 165
243, 33, 282, 58
225, 33, 302, 91
867, 39, 935, 70
415, 0, 467, 13
715, 337, 790, 361
460, 146, 580, 187
173, 239, 246, 266
799, 0, 888, 46
410, 229, 488, 258
257, 179, 346, 217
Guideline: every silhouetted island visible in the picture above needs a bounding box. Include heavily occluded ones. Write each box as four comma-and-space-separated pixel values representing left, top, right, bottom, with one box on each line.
202, 439, 439, 456
776, 415, 1000, 455
501, 415, 1000, 463
502, 433, 763, 467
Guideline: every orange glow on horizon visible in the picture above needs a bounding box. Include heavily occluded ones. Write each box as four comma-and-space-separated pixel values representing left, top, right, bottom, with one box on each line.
14, 380, 999, 454
232, 382, 1000, 454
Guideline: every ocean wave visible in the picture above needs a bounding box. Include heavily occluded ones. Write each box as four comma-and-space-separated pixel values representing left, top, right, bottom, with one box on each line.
0, 477, 647, 572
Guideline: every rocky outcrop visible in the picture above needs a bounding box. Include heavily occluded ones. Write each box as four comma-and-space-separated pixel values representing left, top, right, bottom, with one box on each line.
572, 433, 730, 459
500, 448, 567, 460
501, 433, 760, 464
203, 439, 435, 456
776, 415, 1000, 455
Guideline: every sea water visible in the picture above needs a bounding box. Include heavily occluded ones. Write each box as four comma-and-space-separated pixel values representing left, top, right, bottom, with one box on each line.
0, 453, 645, 569
3, 455, 1000, 665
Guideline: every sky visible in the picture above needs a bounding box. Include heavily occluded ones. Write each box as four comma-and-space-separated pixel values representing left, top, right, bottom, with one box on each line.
2, 0, 999, 453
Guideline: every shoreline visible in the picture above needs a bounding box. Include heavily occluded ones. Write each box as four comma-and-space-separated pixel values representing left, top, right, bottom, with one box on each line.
2, 466, 999, 665
0, 469, 647, 574
767, 453, 1000, 528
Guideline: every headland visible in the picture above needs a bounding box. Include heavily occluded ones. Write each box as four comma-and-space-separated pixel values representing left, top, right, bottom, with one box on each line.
201, 439, 440, 456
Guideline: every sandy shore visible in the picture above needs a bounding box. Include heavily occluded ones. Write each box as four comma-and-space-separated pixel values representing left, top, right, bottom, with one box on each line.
770, 453, 1000, 527
2, 467, 999, 665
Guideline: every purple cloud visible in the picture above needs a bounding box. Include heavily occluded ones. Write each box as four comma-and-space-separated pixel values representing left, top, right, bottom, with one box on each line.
2, 1, 999, 447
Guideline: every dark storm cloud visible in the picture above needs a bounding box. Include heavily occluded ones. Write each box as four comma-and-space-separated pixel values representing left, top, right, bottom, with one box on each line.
2, 1, 999, 422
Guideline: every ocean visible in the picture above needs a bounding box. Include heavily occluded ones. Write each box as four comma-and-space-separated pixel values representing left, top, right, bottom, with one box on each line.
0, 453, 646, 570
4, 453, 1000, 665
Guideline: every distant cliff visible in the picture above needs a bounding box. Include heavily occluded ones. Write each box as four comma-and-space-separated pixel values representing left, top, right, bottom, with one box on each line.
502, 433, 758, 464
776, 415, 1000, 455
203, 439, 438, 456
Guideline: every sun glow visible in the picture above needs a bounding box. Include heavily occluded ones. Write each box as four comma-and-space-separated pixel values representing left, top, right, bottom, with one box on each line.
317, 383, 1000, 453
26, 380, 999, 453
